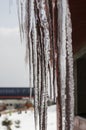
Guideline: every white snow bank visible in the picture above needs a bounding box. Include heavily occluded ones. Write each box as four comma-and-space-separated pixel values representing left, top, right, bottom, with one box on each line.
0, 105, 56, 130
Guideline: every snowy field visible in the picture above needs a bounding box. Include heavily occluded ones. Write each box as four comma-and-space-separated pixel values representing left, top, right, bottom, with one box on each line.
0, 105, 56, 130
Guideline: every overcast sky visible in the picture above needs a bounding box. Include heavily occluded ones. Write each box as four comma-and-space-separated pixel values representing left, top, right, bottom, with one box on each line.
0, 0, 29, 87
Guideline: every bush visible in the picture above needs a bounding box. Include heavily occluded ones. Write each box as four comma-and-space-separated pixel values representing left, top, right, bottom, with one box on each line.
2, 118, 12, 130
2, 118, 12, 126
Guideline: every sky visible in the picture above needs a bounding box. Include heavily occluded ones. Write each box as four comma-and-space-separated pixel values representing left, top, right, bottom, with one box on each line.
0, 0, 29, 87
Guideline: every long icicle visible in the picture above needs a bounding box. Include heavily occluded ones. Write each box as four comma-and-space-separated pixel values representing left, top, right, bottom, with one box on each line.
16, 0, 22, 41
57, 0, 74, 130
58, 0, 67, 129
65, 1, 74, 129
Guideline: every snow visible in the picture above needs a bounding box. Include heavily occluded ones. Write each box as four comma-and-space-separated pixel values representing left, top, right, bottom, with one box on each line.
0, 105, 56, 130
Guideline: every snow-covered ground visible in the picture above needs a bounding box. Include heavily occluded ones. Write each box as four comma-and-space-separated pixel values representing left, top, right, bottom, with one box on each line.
0, 105, 56, 130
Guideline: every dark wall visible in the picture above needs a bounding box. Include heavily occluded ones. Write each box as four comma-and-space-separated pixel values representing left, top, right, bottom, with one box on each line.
69, 0, 86, 53
77, 56, 86, 115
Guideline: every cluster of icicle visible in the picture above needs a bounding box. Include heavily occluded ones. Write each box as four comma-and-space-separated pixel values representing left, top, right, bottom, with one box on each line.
16, 0, 74, 130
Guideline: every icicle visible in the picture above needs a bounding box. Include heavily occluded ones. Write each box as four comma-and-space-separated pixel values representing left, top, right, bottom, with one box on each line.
57, 0, 67, 129
20, 0, 24, 38
48, 64, 52, 99
57, 0, 74, 130
16, 0, 22, 42
25, 0, 39, 129
38, 0, 50, 130
25, 0, 34, 100
52, 0, 57, 103
65, 1, 74, 129
32, 10, 38, 130
16, 0, 25, 42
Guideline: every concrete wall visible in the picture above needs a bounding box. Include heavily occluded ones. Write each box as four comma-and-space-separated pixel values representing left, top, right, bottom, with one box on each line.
73, 116, 86, 130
